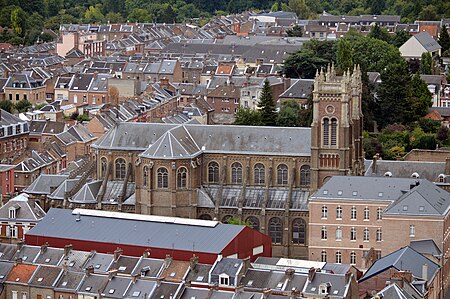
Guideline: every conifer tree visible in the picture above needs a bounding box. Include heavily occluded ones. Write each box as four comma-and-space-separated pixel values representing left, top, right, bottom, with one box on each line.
257, 79, 277, 126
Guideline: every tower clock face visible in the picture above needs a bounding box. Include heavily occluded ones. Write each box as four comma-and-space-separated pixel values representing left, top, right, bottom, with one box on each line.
325, 105, 335, 114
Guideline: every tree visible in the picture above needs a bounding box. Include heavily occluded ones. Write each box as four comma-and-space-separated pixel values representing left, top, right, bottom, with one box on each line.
277, 100, 301, 127
390, 30, 410, 48
84, 5, 105, 23
233, 108, 263, 126
336, 38, 353, 72
410, 73, 432, 121
15, 99, 32, 113
283, 39, 336, 78
127, 8, 152, 22
11, 7, 25, 37
286, 25, 303, 37
257, 79, 277, 126
0, 100, 14, 113
436, 126, 449, 142
439, 25, 450, 53
418, 5, 438, 21
366, 0, 384, 15
288, 0, 312, 19
368, 23, 390, 42
419, 52, 433, 75
418, 118, 441, 133
376, 61, 411, 128
105, 12, 124, 23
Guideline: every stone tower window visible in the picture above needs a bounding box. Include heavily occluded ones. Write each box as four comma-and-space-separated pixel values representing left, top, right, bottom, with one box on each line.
331, 118, 337, 146
323, 118, 330, 146
143, 166, 149, 187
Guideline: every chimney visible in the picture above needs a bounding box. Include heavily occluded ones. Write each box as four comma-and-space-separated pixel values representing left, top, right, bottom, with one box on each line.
85, 265, 94, 276
113, 248, 123, 261
372, 154, 379, 174
143, 249, 151, 258
93, 71, 98, 80
445, 157, 450, 175
189, 255, 198, 271
285, 268, 295, 277
308, 267, 316, 282
62, 258, 69, 272
64, 244, 73, 256
16, 240, 24, 251
131, 273, 139, 283
263, 289, 272, 298
242, 257, 251, 274
108, 269, 118, 279
290, 287, 300, 299
164, 255, 172, 268
14, 257, 23, 265
345, 272, 352, 284
40, 242, 49, 253
422, 264, 428, 281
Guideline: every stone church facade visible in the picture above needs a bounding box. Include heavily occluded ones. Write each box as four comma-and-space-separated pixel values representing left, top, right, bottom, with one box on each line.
88, 65, 364, 259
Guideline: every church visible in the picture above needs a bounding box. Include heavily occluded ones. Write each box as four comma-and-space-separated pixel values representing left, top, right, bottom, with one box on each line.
28, 65, 364, 259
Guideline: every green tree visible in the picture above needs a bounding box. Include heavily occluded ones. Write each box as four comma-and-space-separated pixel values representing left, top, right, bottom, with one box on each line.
105, 12, 124, 23
0, 101, 14, 113
439, 25, 450, 53
436, 126, 449, 142
390, 30, 410, 48
418, 118, 441, 133
11, 7, 25, 37
419, 52, 433, 75
336, 38, 353, 72
224, 216, 251, 226
410, 73, 432, 121
418, 5, 438, 21
257, 79, 277, 126
286, 25, 303, 37
127, 8, 152, 22
366, 0, 384, 14
289, 0, 312, 19
277, 100, 301, 127
283, 39, 336, 78
376, 61, 411, 128
84, 5, 105, 23
233, 108, 263, 126
15, 99, 32, 113
368, 23, 390, 42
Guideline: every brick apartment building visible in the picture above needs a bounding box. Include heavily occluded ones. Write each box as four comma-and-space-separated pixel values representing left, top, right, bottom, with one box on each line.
0, 109, 29, 163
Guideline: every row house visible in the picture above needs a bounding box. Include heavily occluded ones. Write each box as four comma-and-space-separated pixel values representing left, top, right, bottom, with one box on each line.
0, 241, 358, 299
3, 72, 47, 104
0, 110, 29, 163
0, 164, 15, 198
54, 124, 97, 162
67, 73, 111, 106
57, 31, 106, 58
0, 193, 45, 243
121, 60, 182, 83
28, 120, 67, 151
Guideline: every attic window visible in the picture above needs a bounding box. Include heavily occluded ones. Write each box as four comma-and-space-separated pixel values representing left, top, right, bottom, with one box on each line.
16, 278, 20, 282
45, 258, 51, 263
37, 277, 43, 282
276, 282, 283, 289
95, 264, 101, 269
337, 190, 343, 196
378, 192, 383, 197
0, 275, 4, 279
132, 291, 141, 297
22, 256, 27, 261
62, 281, 68, 286
196, 276, 204, 281
118, 266, 127, 272
247, 280, 253, 286
419, 206, 425, 212
352, 191, 358, 196
170, 272, 176, 277
333, 290, 339, 295
109, 289, 115, 294
85, 286, 92, 291
69, 262, 75, 267
323, 190, 328, 195
403, 205, 408, 211
310, 287, 316, 291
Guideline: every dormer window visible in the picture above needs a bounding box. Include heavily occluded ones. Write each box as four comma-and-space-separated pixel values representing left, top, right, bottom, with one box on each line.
8, 207, 16, 219
219, 274, 230, 286
411, 172, 419, 178
318, 283, 330, 294
438, 174, 445, 183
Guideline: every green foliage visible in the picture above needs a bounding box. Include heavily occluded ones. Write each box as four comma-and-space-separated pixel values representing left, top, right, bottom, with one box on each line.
436, 126, 449, 142
224, 216, 251, 226
277, 100, 301, 127
410, 73, 432, 120
84, 5, 105, 23
283, 39, 336, 78
257, 79, 277, 126
418, 119, 441, 134
376, 61, 411, 128
14, 99, 32, 113
286, 25, 303, 37
419, 52, 433, 75
390, 30, 410, 48
233, 108, 264, 126
439, 25, 450, 53
336, 38, 353, 72
0, 101, 14, 113
368, 23, 390, 42
11, 7, 25, 37
76, 113, 91, 122
288, 0, 313, 19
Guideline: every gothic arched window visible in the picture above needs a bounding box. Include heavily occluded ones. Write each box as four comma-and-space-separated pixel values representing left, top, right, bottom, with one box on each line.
101, 157, 107, 178
323, 118, 329, 146
246, 216, 260, 231
300, 165, 310, 187
143, 166, 149, 187
157, 167, 168, 188
115, 158, 126, 180
208, 162, 219, 183
277, 164, 288, 185
331, 118, 337, 146
292, 218, 306, 244
269, 217, 283, 244
231, 162, 243, 184
254, 163, 265, 185
177, 167, 187, 189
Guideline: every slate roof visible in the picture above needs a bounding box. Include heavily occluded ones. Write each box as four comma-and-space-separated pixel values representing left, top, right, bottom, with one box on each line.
108, 255, 140, 275
34, 247, 65, 266
384, 179, 450, 216
77, 273, 109, 295
58, 249, 92, 272
365, 159, 446, 182
54, 270, 85, 291
0, 244, 19, 261
83, 251, 114, 274
0, 193, 45, 221
359, 246, 439, 284
185, 263, 212, 284
28, 209, 246, 255
12, 245, 41, 264
312, 176, 420, 202
101, 276, 132, 298
0, 109, 27, 128
302, 272, 349, 298
409, 239, 442, 257
124, 279, 157, 298
24, 174, 69, 195
211, 258, 242, 278
374, 283, 416, 299
29, 265, 63, 287
279, 79, 314, 99
151, 281, 181, 299
414, 32, 441, 52
131, 258, 165, 278
139, 123, 311, 159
